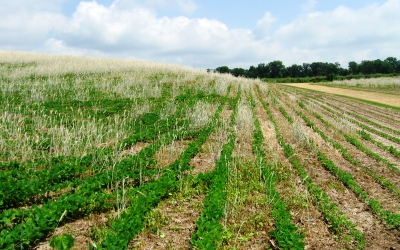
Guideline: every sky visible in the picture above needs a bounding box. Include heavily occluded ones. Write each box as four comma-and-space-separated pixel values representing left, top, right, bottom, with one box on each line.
1, 0, 399, 69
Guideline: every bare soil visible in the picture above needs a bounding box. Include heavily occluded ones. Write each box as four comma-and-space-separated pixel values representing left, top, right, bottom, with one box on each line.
35, 212, 111, 250
153, 140, 192, 167
130, 195, 204, 250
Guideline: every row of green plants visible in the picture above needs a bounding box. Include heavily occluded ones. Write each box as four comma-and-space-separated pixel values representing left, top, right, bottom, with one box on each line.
190, 90, 239, 249
0, 70, 228, 246
281, 87, 400, 160
311, 96, 400, 144
349, 111, 400, 136
250, 93, 305, 249
0, 127, 184, 248
344, 135, 399, 174
299, 98, 400, 177
323, 94, 400, 123
292, 100, 400, 229
96, 87, 232, 249
0, 90, 195, 210
263, 88, 365, 248
0, 158, 89, 209
0, 89, 225, 248
97, 101, 227, 249
358, 130, 400, 158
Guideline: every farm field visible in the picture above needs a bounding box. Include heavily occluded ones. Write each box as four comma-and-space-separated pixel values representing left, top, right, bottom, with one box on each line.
284, 83, 400, 108
317, 77, 400, 95
1, 51, 400, 249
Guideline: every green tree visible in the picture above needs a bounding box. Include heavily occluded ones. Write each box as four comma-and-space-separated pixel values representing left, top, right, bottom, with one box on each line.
215, 66, 230, 74
256, 63, 270, 78
231, 67, 246, 77
348, 61, 359, 75
287, 64, 303, 78
268, 61, 286, 78
384, 57, 399, 72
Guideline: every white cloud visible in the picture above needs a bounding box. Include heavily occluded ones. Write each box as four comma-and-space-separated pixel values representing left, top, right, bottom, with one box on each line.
0, 0, 66, 50
52, 1, 275, 67
274, 0, 400, 65
253, 12, 276, 40
0, 0, 399, 68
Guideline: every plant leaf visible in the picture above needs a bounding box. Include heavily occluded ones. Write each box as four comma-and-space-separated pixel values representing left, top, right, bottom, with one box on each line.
49, 233, 75, 250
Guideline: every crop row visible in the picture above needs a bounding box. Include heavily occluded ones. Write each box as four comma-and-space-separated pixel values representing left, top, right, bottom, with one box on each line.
280, 86, 400, 161
251, 91, 305, 249
315, 100, 400, 159
0, 88, 228, 248
257, 86, 365, 248
288, 99, 400, 229
0, 90, 198, 210
296, 98, 400, 179
98, 106, 227, 248
190, 89, 240, 249
307, 95, 400, 144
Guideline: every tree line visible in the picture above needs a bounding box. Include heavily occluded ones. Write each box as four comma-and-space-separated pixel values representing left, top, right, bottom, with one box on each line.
210, 57, 400, 80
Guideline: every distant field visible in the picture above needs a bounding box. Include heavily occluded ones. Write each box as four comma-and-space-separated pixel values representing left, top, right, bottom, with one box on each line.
327, 77, 400, 95
284, 82, 400, 108
1, 51, 400, 249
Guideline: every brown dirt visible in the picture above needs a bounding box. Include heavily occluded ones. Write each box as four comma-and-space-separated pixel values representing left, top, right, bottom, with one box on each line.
120, 142, 150, 156
310, 96, 400, 140
281, 85, 400, 129
325, 98, 400, 132
285, 83, 400, 108
229, 82, 239, 98
307, 97, 400, 153
190, 107, 232, 175
153, 140, 191, 167
221, 109, 233, 120
35, 212, 111, 250
320, 91, 400, 121
313, 101, 400, 165
130, 195, 204, 249
190, 129, 229, 175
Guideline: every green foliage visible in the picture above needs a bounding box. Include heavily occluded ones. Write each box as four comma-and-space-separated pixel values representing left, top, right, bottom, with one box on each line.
213, 56, 400, 79
344, 134, 400, 175
97, 96, 227, 249
90, 225, 108, 244
49, 234, 75, 250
